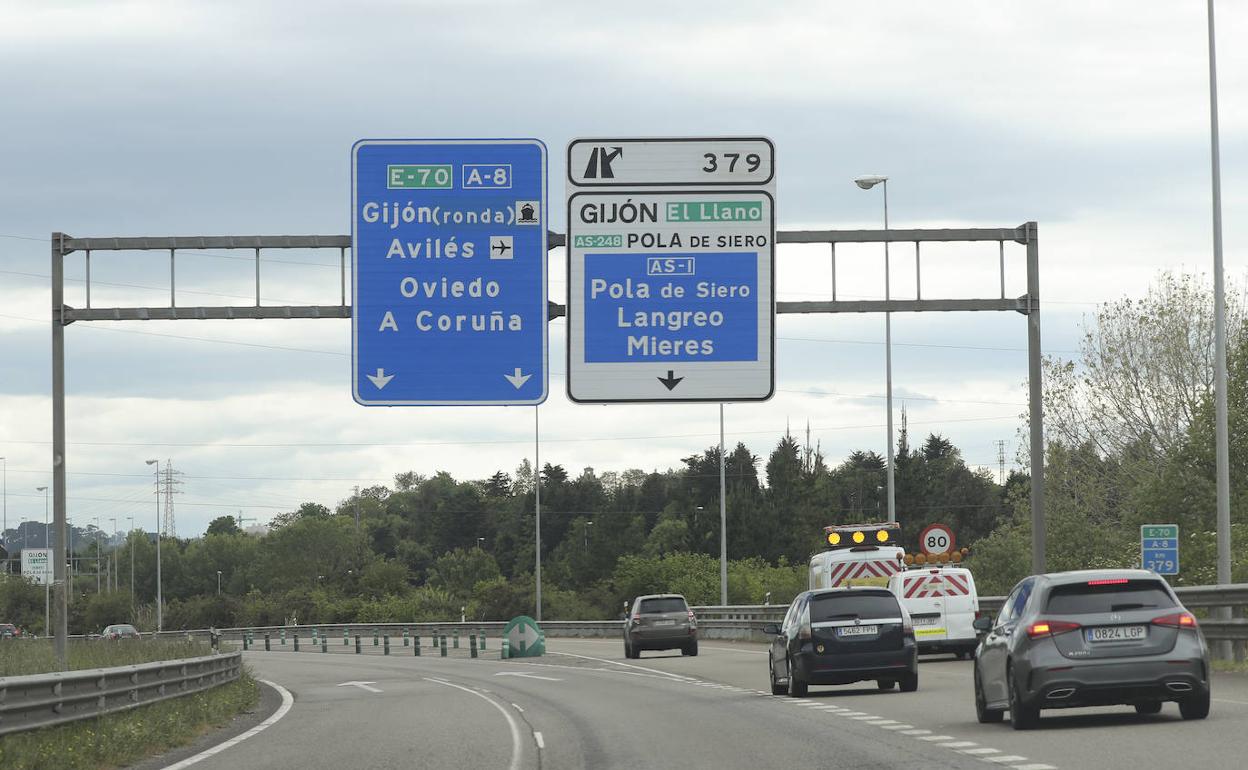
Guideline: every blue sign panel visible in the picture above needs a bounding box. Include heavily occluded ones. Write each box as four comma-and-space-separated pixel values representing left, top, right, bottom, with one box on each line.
1141, 524, 1179, 575
352, 139, 547, 405
583, 252, 758, 363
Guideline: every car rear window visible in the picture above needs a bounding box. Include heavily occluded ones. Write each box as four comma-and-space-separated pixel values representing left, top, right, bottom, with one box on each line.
1044, 580, 1176, 614
809, 592, 900, 621
639, 597, 687, 614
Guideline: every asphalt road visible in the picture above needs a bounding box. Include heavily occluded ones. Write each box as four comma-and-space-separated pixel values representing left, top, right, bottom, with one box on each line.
159, 639, 1248, 770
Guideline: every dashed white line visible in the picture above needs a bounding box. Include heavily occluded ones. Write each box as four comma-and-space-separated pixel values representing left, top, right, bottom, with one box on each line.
917, 734, 956, 741
879, 723, 912, 730
900, 729, 931, 736
840, 711, 868, 716
938, 741, 978, 749
1009, 765, 1057, 770
534, 732, 545, 750
984, 756, 1029, 764
852, 714, 882, 720
961, 747, 1000, 755
511, 703, 525, 713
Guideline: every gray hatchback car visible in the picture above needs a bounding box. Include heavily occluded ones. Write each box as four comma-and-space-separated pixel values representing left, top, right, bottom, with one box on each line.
624, 594, 698, 658
974, 569, 1210, 729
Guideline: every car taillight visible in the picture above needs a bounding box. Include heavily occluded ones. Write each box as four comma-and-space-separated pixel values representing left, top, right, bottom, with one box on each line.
902, 616, 915, 639
631, 613, 640, 624
1152, 612, 1198, 629
798, 619, 812, 640
687, 610, 696, 623
1026, 620, 1081, 639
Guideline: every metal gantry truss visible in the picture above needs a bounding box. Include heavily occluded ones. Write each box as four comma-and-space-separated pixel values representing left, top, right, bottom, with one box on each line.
47, 222, 1043, 666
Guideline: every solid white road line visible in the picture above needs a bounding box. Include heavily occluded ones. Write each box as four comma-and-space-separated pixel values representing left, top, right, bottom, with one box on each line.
159, 679, 294, 770
425, 678, 524, 770
534, 731, 545, 749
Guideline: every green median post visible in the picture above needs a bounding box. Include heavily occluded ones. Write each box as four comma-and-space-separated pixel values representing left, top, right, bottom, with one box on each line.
355, 635, 361, 654
501, 639, 509, 659
242, 635, 249, 651
264, 633, 270, 652
470, 634, 478, 658
373, 629, 379, 647
479, 630, 486, 650
294, 633, 299, 652
440, 636, 447, 657
384, 635, 390, 655
403, 628, 409, 646
344, 627, 349, 646
453, 629, 459, 649
281, 628, 286, 646
321, 636, 327, 653
414, 634, 421, 656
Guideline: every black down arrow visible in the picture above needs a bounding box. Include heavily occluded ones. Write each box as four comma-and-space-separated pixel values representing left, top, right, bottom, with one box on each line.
657, 370, 684, 390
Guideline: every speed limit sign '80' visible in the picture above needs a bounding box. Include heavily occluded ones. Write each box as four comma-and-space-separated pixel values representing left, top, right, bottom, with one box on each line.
919, 523, 955, 555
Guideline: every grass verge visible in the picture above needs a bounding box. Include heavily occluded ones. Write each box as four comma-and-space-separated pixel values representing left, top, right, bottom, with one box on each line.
1212, 658, 1248, 674
0, 638, 216, 677
0, 669, 260, 770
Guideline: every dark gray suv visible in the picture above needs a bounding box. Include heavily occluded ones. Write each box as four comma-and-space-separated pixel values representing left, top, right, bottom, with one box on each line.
624, 594, 698, 658
765, 587, 918, 697
974, 569, 1210, 729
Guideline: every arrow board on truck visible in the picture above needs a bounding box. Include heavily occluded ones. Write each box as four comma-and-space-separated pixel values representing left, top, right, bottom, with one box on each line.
566, 137, 775, 403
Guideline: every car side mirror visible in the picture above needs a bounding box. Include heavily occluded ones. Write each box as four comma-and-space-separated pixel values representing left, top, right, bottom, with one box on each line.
973, 616, 992, 633
762, 623, 780, 635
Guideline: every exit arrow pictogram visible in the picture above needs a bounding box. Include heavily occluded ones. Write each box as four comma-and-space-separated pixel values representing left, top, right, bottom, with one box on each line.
657, 370, 684, 390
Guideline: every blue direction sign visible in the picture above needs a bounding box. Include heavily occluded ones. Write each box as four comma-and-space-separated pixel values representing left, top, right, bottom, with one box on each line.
352, 139, 547, 405
1141, 524, 1179, 575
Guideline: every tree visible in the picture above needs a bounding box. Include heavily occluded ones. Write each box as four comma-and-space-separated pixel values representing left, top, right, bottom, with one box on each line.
205, 516, 241, 537
427, 548, 501, 598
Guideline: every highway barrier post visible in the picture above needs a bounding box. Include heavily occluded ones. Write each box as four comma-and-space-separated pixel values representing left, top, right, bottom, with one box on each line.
281, 628, 286, 646
501, 639, 509, 659
355, 635, 361, 654
403, 628, 409, 647
470, 633, 477, 658
479, 630, 486, 650
440, 636, 447, 657
264, 633, 270, 652
414, 634, 421, 656
373, 629, 379, 647
344, 628, 349, 646
384, 635, 390, 655
321, 636, 327, 653
453, 629, 459, 649
293, 633, 299, 652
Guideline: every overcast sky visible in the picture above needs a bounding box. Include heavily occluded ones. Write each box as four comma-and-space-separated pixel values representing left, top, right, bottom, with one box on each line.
1, 1, 1245, 539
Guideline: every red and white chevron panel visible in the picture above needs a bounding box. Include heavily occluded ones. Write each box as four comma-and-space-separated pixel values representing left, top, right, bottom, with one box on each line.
903, 571, 971, 598
826, 559, 901, 587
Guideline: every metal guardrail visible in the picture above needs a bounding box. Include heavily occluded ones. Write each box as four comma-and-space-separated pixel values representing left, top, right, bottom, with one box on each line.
0, 652, 241, 737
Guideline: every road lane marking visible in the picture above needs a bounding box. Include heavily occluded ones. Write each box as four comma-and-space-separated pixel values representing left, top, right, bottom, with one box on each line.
1213, 698, 1248, 705
879, 724, 912, 730
336, 680, 382, 693
534, 731, 545, 749
511, 703, 525, 712
984, 756, 1028, 764
1009, 765, 1056, 770
495, 672, 562, 681
938, 741, 978, 749
547, 651, 696, 681
852, 714, 882, 720
425, 678, 524, 770
961, 747, 999, 755
900, 729, 931, 735
916, 734, 955, 741
158, 679, 294, 770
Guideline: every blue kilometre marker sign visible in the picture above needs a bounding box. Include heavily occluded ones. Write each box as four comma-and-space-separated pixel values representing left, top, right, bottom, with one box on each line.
352, 139, 547, 405
1141, 524, 1179, 575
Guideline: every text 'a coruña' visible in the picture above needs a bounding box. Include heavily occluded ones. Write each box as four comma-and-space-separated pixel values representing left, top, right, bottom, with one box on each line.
377, 311, 523, 333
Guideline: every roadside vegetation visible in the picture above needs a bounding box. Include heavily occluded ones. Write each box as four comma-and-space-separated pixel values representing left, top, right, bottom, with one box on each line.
0, 638, 215, 677
0, 671, 259, 770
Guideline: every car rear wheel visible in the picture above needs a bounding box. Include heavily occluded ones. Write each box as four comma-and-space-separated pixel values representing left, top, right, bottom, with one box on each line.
898, 671, 918, 693
1008, 664, 1039, 730
1179, 691, 1210, 720
975, 668, 1004, 723
682, 640, 698, 657
877, 679, 894, 690
786, 657, 808, 697
1134, 701, 1163, 715
769, 655, 787, 696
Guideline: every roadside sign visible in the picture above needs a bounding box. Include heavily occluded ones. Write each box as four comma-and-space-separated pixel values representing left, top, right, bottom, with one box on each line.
918, 523, 955, 555
1141, 524, 1179, 575
351, 139, 548, 405
566, 137, 775, 403
21, 548, 51, 585
502, 615, 544, 657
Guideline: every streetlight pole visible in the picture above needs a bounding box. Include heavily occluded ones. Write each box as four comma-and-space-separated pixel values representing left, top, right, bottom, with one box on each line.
145, 459, 162, 632
584, 521, 593, 552
37, 486, 48, 635
109, 517, 116, 592
854, 175, 896, 523
1, 456, 6, 569
719, 403, 727, 605
127, 516, 134, 607
216, 570, 222, 596
94, 516, 101, 594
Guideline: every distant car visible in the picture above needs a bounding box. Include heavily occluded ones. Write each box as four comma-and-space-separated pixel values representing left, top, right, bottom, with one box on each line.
623, 594, 698, 658
101, 623, 141, 640
973, 569, 1211, 729
0, 623, 19, 639
888, 565, 982, 659
765, 586, 918, 697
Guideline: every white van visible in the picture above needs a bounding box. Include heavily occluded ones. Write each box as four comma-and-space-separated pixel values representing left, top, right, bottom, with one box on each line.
887, 566, 980, 658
